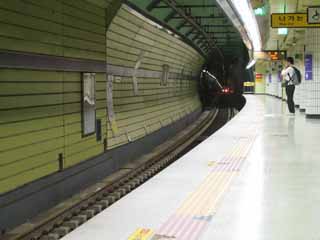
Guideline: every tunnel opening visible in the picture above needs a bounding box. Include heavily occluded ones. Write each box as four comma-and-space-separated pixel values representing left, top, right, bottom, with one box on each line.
199, 42, 251, 111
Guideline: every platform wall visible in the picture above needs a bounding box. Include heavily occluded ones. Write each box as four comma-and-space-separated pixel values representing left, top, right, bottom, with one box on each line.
304, 29, 320, 115
0, 1, 204, 195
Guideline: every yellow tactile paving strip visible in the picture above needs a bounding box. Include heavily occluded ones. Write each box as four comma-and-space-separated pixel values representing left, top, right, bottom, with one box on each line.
151, 109, 264, 239
150, 136, 257, 240
128, 101, 265, 240
128, 228, 154, 240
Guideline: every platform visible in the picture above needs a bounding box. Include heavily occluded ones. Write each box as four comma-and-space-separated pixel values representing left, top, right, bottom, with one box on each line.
62, 95, 320, 240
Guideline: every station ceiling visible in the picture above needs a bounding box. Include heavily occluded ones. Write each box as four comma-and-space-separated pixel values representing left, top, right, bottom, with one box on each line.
125, 0, 245, 59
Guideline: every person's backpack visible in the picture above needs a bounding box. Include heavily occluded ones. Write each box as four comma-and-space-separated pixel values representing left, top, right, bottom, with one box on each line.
288, 66, 301, 85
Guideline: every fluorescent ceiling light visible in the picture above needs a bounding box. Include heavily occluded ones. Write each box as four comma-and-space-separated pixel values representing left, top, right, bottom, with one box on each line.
246, 59, 257, 69
278, 28, 288, 35
231, 0, 262, 52
254, 7, 266, 16
254, 8, 263, 15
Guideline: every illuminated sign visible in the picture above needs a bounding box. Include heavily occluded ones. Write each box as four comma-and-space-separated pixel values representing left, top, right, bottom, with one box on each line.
256, 73, 263, 79
256, 73, 263, 83
244, 82, 255, 87
264, 51, 286, 61
271, 13, 320, 28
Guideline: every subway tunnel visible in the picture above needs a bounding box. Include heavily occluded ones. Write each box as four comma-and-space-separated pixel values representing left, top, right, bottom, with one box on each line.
1, 0, 320, 239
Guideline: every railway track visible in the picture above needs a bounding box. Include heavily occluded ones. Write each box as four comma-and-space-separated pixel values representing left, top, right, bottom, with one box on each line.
3, 108, 234, 240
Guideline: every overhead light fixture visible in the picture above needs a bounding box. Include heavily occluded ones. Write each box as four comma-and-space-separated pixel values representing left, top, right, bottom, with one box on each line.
254, 6, 266, 16
246, 59, 257, 69
231, 0, 262, 52
254, 7, 263, 15
278, 28, 288, 35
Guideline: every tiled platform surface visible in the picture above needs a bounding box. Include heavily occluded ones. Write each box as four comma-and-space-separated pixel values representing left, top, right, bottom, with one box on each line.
62, 95, 320, 240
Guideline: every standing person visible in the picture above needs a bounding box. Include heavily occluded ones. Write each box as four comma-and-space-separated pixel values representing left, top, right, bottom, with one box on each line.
281, 57, 296, 114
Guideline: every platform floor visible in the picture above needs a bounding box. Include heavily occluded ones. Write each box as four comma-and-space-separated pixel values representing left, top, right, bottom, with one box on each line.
62, 95, 320, 240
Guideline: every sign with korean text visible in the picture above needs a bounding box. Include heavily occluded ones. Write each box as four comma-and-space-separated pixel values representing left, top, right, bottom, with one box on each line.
271, 13, 320, 28
308, 7, 320, 24
305, 54, 313, 81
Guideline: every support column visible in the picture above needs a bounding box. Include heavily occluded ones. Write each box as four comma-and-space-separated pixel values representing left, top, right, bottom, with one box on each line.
305, 29, 320, 116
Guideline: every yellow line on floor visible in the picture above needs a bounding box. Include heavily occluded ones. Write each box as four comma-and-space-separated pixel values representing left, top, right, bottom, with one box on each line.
127, 228, 154, 240
176, 139, 246, 216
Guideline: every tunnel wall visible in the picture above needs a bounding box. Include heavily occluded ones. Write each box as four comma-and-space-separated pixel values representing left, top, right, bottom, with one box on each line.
0, 0, 110, 195
0, 1, 204, 197
106, 6, 204, 149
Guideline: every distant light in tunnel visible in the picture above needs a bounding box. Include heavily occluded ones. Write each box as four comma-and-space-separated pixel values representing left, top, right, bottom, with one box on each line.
231, 0, 262, 52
